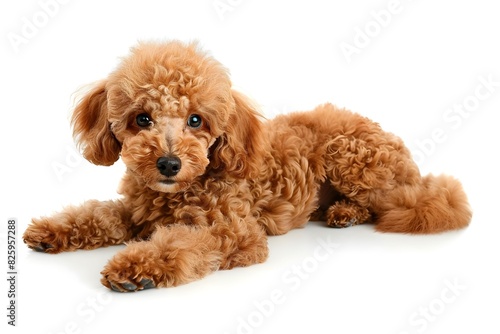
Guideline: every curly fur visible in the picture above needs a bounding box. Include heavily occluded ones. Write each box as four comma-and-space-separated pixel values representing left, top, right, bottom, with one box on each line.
23, 41, 472, 292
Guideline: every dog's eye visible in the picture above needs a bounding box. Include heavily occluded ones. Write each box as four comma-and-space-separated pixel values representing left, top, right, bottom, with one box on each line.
187, 114, 202, 129
136, 113, 153, 127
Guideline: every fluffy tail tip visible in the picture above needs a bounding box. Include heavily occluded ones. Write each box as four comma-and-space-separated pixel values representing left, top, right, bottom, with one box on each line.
375, 174, 472, 234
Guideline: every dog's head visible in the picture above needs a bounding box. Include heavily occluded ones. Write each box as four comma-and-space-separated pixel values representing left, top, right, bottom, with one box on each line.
72, 41, 263, 193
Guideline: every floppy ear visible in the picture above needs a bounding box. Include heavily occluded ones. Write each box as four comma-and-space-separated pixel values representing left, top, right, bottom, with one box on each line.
210, 90, 265, 178
71, 80, 121, 166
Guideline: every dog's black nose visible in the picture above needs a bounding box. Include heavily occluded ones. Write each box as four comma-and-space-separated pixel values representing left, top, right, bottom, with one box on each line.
156, 156, 182, 177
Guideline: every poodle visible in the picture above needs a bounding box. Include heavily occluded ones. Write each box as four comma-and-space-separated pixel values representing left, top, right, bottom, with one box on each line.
23, 41, 472, 292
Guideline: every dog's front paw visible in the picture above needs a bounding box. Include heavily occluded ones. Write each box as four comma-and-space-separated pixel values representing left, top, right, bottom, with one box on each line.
23, 218, 72, 253
100, 247, 159, 292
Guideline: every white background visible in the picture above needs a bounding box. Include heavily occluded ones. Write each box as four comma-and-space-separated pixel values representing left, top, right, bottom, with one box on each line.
1, 0, 499, 333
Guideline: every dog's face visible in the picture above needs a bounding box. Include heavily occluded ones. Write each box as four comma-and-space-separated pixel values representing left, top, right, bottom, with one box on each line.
71, 41, 263, 193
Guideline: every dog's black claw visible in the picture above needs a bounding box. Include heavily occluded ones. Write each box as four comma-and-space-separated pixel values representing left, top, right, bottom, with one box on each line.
108, 279, 155, 292
42, 242, 54, 249
140, 279, 155, 290
33, 242, 54, 252
122, 282, 138, 291
110, 283, 122, 292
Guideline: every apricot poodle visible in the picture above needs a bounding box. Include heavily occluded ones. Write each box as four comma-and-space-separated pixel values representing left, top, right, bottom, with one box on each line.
23, 41, 472, 292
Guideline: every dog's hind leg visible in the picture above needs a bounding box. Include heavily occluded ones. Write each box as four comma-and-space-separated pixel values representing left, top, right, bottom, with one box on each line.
312, 181, 371, 228
325, 199, 372, 228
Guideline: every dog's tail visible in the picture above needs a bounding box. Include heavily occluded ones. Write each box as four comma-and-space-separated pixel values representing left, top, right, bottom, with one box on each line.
374, 174, 472, 234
